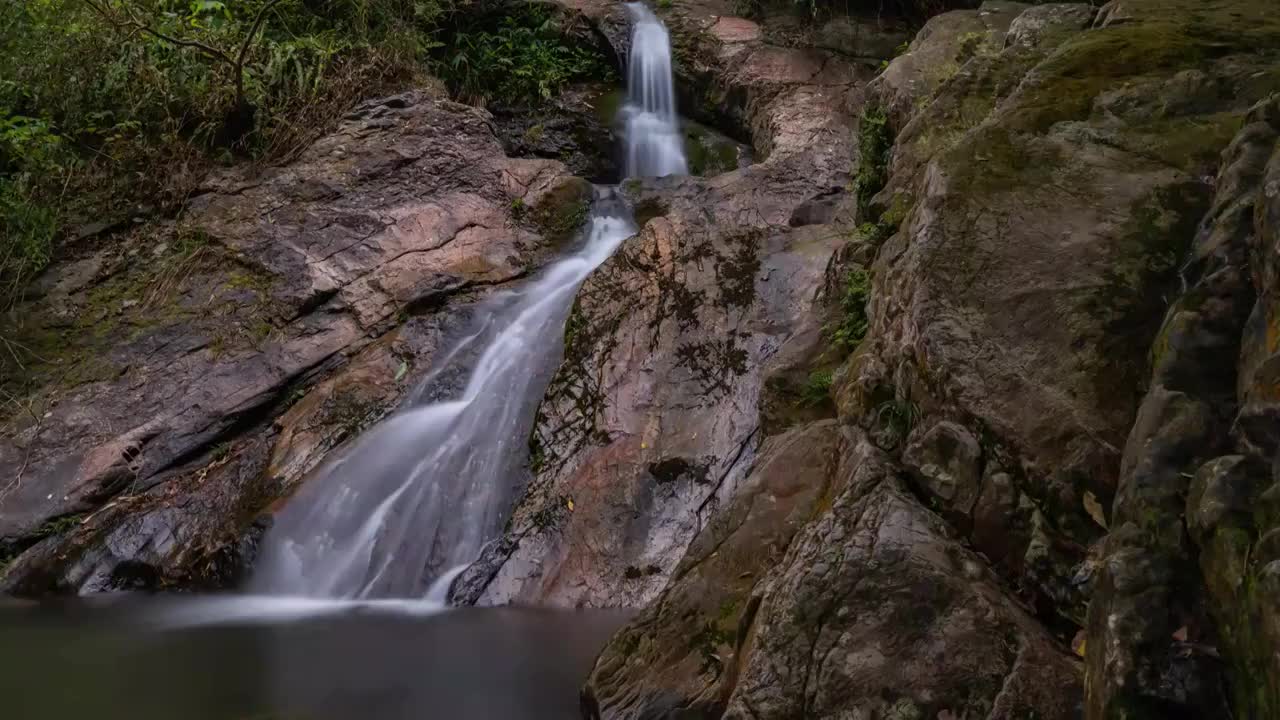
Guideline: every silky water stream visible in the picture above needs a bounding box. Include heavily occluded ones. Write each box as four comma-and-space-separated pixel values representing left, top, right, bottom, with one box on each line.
249, 0, 689, 604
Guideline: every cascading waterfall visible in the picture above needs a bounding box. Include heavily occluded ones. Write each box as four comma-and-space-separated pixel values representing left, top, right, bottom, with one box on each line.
248, 3, 687, 602
620, 3, 688, 178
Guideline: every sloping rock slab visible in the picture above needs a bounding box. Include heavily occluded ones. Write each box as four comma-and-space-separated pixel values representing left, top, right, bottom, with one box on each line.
0, 93, 587, 593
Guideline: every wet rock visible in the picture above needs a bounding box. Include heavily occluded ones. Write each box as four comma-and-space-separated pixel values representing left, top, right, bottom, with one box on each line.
459, 0, 870, 610
491, 84, 620, 182
841, 0, 1280, 633
860, 1, 1033, 130
1139, 97, 1280, 720
585, 421, 848, 719
466, 165, 848, 608
0, 93, 586, 592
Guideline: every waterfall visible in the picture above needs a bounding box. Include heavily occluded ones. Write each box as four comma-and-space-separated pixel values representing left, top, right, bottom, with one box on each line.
248, 4, 687, 602
621, 3, 688, 178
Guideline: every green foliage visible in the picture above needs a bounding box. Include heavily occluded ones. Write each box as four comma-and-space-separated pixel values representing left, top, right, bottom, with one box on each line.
831, 267, 872, 352
0, 0, 610, 306
857, 221, 895, 246
0, 179, 57, 301
801, 370, 834, 407
435, 5, 613, 106
0, 0, 450, 305
854, 107, 892, 219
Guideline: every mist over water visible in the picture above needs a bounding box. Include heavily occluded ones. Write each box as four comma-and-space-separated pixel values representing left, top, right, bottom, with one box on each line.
247, 2, 688, 605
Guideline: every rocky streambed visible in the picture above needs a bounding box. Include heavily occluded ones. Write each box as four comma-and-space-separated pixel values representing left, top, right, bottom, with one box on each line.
5, 0, 1280, 718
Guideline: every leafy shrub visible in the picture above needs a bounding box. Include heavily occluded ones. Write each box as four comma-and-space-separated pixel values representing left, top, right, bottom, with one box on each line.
0, 0, 612, 307
435, 5, 613, 106
801, 370, 834, 406
831, 267, 872, 351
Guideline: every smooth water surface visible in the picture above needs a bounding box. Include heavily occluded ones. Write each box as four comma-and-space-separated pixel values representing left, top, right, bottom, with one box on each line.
0, 598, 629, 720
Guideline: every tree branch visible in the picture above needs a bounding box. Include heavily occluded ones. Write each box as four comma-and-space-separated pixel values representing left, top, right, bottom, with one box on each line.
82, 0, 236, 67
231, 0, 288, 105
236, 0, 287, 72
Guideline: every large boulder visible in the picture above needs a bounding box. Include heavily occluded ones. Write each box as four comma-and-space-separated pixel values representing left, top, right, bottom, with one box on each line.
839, 0, 1280, 631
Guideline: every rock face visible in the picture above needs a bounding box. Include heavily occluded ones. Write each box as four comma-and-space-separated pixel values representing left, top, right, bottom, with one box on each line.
1087, 96, 1280, 719
6, 0, 1280, 718
490, 83, 621, 182
0, 93, 591, 592
456, 0, 862, 609
563, 1, 1280, 719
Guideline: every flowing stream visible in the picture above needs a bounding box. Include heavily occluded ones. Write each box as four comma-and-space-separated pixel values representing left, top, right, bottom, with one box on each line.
621, 3, 688, 178
246, 3, 689, 604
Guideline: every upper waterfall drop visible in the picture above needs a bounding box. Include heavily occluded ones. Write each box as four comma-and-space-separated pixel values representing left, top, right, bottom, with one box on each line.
620, 3, 688, 178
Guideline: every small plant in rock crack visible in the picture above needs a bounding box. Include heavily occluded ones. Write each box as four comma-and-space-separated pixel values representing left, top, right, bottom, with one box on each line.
801, 369, 834, 407
875, 398, 919, 449
853, 107, 892, 219
829, 267, 871, 352
690, 621, 733, 676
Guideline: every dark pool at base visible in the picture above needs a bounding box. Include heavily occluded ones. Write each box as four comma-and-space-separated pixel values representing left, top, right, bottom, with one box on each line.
0, 598, 631, 720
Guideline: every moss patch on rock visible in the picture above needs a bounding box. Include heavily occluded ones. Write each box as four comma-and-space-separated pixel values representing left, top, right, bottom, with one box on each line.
531, 177, 594, 248
684, 120, 745, 176
1, 227, 273, 399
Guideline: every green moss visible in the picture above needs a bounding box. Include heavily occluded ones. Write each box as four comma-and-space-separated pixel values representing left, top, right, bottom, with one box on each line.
689, 619, 734, 676
718, 598, 739, 620
684, 122, 741, 177
1130, 111, 1245, 174
0, 233, 246, 396
941, 126, 1066, 196
1004, 0, 1280, 135
879, 194, 910, 230
590, 88, 625, 126
531, 178, 592, 247
1084, 182, 1208, 401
